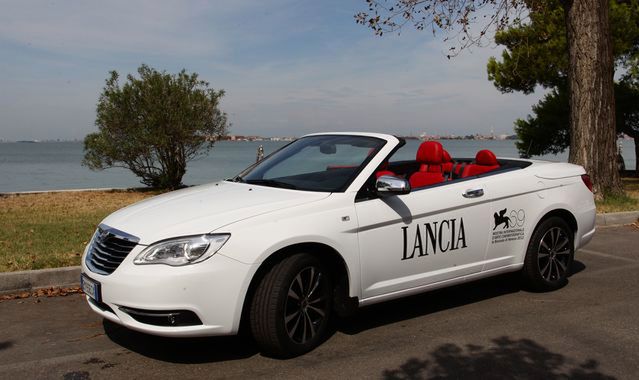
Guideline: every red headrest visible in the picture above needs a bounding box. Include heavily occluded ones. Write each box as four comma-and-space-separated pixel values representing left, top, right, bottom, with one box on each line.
475, 150, 498, 166
416, 141, 443, 164
442, 150, 452, 163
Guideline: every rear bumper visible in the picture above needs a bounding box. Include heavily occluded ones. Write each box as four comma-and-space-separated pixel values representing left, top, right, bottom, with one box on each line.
575, 204, 596, 251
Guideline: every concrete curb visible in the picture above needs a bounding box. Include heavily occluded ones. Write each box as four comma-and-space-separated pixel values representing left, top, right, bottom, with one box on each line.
0, 266, 80, 296
0, 211, 637, 295
596, 211, 639, 227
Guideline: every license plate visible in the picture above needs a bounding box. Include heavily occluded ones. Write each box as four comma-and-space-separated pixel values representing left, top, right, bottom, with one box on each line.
81, 274, 101, 303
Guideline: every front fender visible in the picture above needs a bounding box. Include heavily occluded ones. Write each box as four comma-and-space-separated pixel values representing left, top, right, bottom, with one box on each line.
216, 193, 362, 299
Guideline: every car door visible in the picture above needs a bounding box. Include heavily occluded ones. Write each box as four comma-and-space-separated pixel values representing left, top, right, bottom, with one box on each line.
355, 177, 492, 300
480, 168, 546, 271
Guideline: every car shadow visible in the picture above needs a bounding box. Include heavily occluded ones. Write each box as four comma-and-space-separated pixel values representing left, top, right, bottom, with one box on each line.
338, 260, 587, 335
336, 272, 523, 336
103, 320, 258, 363
570, 260, 586, 276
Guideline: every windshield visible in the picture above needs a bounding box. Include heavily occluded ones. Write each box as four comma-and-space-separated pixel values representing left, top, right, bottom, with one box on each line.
233, 135, 386, 192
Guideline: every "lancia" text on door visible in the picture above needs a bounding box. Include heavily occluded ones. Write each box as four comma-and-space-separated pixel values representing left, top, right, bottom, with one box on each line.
401, 218, 467, 260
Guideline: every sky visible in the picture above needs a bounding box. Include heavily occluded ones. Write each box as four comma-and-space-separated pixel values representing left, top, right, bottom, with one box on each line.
0, 0, 544, 141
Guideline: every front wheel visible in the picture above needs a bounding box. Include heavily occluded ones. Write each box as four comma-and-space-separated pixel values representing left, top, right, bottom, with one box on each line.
522, 216, 574, 292
250, 253, 332, 357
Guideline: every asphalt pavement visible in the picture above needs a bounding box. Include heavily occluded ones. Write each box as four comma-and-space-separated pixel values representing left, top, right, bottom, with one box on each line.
1, 225, 638, 380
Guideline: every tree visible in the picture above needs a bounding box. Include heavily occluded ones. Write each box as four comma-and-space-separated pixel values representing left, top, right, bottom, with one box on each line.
487, 1, 639, 174
514, 84, 639, 176
83, 64, 229, 189
356, 0, 626, 196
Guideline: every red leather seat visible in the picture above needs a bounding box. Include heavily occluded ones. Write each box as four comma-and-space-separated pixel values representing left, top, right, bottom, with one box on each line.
375, 162, 396, 178
461, 150, 500, 177
442, 150, 454, 180
409, 141, 445, 188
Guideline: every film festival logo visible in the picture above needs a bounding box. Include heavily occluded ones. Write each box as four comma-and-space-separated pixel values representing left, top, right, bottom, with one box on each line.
493, 208, 525, 230
491, 208, 526, 244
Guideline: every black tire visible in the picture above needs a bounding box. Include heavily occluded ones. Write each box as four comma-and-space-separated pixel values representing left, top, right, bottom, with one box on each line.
250, 253, 332, 357
522, 216, 574, 292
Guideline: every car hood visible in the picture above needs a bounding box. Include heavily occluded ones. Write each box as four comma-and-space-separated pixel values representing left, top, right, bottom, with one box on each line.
100, 181, 330, 244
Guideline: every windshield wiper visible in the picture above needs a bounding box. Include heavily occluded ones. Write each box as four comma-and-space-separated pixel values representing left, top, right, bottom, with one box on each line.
227, 175, 245, 183
244, 179, 299, 190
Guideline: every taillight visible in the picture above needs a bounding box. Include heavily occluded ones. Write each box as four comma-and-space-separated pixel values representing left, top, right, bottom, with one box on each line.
581, 174, 593, 192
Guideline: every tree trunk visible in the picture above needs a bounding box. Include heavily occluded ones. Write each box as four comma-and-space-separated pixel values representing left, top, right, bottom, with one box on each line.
563, 0, 622, 198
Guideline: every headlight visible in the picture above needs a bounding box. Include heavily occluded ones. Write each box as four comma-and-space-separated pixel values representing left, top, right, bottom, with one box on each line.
133, 234, 230, 266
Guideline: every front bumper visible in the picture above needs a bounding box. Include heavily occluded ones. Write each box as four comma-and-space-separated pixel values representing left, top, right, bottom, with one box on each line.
81, 246, 257, 337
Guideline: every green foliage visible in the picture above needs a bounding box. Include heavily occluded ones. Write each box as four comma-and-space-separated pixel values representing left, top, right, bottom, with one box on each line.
83, 64, 229, 189
615, 81, 639, 139
612, 0, 639, 76
514, 88, 569, 157
487, 2, 567, 94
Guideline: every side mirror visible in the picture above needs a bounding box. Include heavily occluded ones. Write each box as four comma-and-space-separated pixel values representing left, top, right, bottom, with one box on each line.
376, 175, 411, 196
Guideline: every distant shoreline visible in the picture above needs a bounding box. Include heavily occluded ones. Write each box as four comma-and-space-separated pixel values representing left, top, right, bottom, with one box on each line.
1, 139, 635, 193
3, 136, 636, 144
2, 170, 637, 197
0, 187, 136, 196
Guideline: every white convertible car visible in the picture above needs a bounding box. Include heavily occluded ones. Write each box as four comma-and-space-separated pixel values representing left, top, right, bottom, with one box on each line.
81, 132, 596, 357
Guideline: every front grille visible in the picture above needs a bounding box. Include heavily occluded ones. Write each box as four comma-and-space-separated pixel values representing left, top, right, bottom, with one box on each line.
86, 225, 139, 275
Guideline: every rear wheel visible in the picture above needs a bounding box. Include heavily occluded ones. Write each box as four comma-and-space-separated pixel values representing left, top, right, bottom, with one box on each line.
522, 216, 574, 291
250, 253, 332, 357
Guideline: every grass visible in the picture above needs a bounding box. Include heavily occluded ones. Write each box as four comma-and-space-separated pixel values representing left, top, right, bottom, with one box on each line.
0, 178, 638, 272
0, 190, 157, 272
595, 178, 639, 213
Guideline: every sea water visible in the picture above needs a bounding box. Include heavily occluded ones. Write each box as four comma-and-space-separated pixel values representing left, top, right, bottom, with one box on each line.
0, 139, 635, 193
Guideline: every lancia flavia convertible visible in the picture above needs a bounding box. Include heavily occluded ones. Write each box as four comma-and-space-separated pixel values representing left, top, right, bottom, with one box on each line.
81, 132, 596, 357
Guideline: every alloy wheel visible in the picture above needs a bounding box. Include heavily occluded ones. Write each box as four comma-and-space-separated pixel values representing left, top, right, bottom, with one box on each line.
284, 266, 329, 344
537, 226, 571, 281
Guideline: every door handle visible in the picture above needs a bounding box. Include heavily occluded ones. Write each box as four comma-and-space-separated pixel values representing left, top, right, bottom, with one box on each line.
463, 188, 484, 198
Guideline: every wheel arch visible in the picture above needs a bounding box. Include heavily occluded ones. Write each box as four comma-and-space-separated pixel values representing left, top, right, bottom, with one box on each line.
503, 206, 580, 275
521, 207, 577, 291
238, 241, 356, 334
536, 208, 578, 237
525, 207, 578, 256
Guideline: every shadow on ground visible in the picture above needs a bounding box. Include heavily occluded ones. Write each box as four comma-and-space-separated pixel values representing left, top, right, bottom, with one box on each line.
337, 272, 522, 335
571, 260, 587, 276
0, 341, 13, 351
337, 261, 586, 335
103, 262, 586, 364
103, 320, 258, 363
382, 336, 615, 380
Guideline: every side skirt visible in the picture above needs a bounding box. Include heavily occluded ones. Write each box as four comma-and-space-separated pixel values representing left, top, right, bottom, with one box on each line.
358, 263, 524, 307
